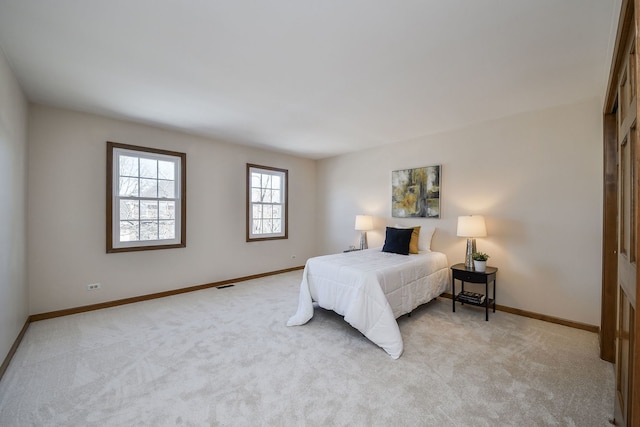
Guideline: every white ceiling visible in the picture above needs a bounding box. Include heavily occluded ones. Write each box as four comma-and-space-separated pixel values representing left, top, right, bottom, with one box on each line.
0, 0, 621, 159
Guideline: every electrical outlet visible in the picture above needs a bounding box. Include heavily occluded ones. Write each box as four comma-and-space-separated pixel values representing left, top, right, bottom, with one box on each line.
87, 283, 101, 291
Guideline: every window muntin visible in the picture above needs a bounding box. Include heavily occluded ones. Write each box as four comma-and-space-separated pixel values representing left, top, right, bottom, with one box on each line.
107, 142, 186, 252
247, 164, 288, 241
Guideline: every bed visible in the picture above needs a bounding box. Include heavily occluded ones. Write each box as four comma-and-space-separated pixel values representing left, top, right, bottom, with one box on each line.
287, 246, 449, 359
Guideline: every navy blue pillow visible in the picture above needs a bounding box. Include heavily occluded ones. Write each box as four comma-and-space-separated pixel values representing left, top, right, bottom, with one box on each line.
382, 227, 413, 255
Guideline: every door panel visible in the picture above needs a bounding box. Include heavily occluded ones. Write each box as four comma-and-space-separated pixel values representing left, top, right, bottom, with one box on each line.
615, 290, 634, 424
613, 20, 637, 426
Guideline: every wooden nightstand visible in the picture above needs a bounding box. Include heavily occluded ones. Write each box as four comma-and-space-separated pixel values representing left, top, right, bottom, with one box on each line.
451, 263, 498, 321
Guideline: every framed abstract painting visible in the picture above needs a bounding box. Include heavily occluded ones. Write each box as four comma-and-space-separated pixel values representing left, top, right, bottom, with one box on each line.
392, 165, 441, 218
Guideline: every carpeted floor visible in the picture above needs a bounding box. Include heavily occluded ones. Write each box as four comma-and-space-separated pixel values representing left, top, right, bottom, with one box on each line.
0, 271, 614, 426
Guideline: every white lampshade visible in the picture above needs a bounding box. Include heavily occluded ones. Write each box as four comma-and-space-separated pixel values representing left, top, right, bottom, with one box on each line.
355, 215, 373, 231
457, 215, 487, 237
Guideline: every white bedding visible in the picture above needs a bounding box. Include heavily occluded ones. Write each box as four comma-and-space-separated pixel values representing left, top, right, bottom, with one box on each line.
287, 248, 449, 358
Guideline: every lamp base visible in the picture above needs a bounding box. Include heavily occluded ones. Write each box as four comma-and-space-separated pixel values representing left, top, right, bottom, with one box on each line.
465, 238, 477, 268
359, 231, 368, 250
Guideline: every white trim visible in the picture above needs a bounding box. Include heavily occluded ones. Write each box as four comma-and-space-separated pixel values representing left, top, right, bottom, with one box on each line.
248, 166, 286, 240
112, 147, 182, 249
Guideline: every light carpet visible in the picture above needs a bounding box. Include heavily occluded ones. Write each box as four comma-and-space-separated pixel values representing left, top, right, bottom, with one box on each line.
0, 271, 614, 426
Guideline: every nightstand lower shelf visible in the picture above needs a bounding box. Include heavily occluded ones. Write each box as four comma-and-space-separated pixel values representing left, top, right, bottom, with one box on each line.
454, 294, 495, 308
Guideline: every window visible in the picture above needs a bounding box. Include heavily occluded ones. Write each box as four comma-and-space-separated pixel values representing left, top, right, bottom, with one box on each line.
247, 164, 288, 241
107, 141, 186, 252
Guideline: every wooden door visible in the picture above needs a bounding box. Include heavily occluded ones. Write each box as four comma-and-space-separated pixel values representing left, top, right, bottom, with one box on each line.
602, 1, 639, 426
615, 39, 637, 422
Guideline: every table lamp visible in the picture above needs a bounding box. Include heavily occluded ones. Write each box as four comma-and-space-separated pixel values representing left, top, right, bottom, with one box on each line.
355, 215, 373, 250
457, 215, 487, 268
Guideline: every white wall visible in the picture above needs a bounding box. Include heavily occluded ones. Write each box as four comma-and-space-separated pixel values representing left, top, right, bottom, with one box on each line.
0, 49, 28, 362
28, 105, 317, 314
317, 98, 603, 326
25, 97, 604, 325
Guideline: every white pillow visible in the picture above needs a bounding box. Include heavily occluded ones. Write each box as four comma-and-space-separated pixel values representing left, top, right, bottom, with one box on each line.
418, 227, 435, 252
394, 224, 436, 252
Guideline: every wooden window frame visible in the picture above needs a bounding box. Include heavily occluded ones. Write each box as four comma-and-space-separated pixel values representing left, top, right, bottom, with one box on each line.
107, 141, 187, 253
246, 164, 288, 242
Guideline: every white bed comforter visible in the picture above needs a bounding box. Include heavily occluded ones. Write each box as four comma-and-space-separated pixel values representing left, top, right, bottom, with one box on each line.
287, 248, 449, 359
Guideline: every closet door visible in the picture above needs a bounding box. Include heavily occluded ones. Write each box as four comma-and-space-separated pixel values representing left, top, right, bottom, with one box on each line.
603, 2, 640, 426
613, 12, 637, 426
